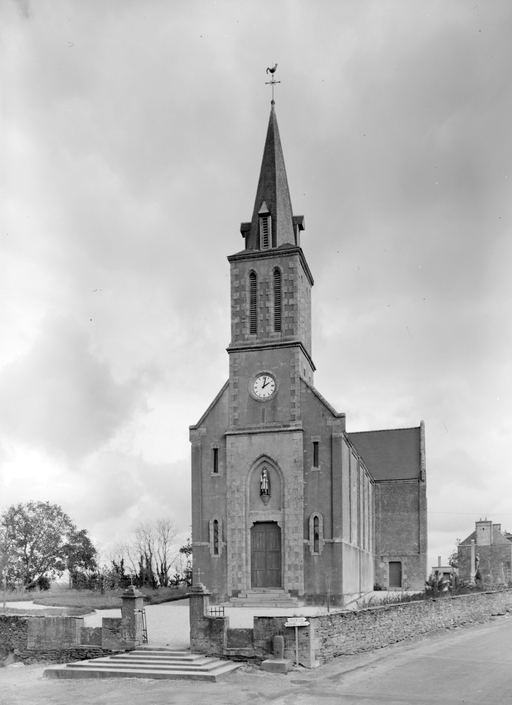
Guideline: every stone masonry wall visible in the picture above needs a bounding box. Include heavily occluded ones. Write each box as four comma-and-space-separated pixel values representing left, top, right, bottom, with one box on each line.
189, 589, 512, 668
312, 589, 512, 663
13, 645, 122, 665
0, 615, 29, 660
0, 615, 121, 665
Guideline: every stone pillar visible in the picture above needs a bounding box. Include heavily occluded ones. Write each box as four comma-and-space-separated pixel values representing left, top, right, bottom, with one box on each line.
189, 583, 210, 640
470, 539, 476, 585
189, 583, 227, 656
121, 585, 145, 647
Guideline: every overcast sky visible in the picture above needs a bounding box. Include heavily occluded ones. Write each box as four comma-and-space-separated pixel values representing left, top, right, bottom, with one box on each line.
1, 0, 511, 572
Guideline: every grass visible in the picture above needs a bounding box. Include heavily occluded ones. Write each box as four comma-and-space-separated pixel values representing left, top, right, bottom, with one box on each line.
357, 591, 426, 609
1, 606, 91, 617
1, 585, 189, 611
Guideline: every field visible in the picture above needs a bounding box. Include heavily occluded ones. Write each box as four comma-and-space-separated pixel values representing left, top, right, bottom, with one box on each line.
0, 585, 189, 614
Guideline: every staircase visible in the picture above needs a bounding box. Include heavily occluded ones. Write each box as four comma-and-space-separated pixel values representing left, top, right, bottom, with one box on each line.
227, 589, 301, 608
44, 647, 241, 682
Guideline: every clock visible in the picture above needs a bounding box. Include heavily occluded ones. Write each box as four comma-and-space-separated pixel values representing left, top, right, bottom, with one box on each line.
252, 373, 276, 399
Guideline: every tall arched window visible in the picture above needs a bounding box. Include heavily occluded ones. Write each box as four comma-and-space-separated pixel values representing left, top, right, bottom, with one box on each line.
209, 517, 223, 556
213, 520, 219, 555
309, 512, 324, 555
273, 268, 282, 332
249, 271, 258, 334
313, 516, 320, 553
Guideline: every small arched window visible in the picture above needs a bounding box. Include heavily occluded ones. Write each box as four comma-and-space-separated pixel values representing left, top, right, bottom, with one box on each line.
249, 271, 258, 334
309, 512, 324, 555
213, 520, 219, 555
273, 268, 282, 332
209, 517, 223, 557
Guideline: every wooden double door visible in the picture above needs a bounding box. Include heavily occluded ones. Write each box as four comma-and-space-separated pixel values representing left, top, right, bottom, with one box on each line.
251, 522, 282, 588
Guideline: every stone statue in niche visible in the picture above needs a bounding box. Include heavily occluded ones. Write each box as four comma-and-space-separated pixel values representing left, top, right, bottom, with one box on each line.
260, 467, 270, 505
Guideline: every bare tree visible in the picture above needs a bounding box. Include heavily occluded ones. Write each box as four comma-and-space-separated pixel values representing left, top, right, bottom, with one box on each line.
105, 521, 182, 589
154, 519, 179, 587
133, 522, 157, 587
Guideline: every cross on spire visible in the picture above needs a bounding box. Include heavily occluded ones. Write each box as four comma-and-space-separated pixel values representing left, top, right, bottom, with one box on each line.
265, 63, 280, 103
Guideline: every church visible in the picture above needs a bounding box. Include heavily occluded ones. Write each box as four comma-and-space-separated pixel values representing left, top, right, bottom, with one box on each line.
189, 100, 427, 606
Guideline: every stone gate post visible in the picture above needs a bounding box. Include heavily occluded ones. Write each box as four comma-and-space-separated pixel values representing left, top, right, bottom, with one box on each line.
121, 585, 145, 646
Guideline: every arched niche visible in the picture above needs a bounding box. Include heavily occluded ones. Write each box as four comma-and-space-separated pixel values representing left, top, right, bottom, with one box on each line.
249, 458, 282, 512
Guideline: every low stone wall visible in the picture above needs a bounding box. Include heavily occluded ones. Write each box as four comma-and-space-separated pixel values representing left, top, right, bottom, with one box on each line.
1, 586, 146, 664
0, 615, 30, 660
0, 615, 123, 665
13, 645, 122, 665
189, 588, 512, 668
312, 589, 512, 663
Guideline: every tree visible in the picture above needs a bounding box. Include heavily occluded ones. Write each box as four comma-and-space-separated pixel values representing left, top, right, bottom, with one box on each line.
0, 501, 98, 589
133, 522, 158, 588
103, 521, 183, 589
178, 537, 193, 586
154, 519, 179, 587
64, 528, 99, 589
131, 519, 180, 588
448, 539, 460, 569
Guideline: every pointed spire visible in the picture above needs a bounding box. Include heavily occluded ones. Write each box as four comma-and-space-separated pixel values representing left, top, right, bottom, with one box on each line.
245, 105, 297, 250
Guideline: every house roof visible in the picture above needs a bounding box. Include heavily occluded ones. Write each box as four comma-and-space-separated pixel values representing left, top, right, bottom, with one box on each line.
459, 527, 512, 546
347, 426, 422, 480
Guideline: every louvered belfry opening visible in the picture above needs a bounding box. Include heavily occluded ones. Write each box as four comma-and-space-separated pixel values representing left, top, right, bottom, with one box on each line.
273, 268, 282, 332
249, 271, 258, 334
260, 215, 270, 249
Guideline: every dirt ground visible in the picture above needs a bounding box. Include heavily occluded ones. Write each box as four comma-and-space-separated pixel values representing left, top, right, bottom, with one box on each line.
0, 623, 484, 705
2, 619, 510, 705
0, 655, 363, 705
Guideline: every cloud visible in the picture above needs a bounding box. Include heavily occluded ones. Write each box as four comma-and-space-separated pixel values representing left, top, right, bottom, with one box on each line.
1, 0, 511, 570
0, 314, 149, 459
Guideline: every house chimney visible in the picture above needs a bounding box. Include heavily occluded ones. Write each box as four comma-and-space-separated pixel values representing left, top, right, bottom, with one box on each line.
476, 519, 493, 546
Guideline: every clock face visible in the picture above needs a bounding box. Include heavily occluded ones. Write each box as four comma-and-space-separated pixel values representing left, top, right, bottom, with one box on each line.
252, 374, 276, 399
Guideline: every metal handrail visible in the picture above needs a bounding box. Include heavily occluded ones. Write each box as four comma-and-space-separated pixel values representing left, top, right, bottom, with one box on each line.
136, 608, 148, 643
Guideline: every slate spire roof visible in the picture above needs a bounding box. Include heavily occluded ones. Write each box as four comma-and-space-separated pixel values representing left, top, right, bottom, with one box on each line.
242, 104, 303, 250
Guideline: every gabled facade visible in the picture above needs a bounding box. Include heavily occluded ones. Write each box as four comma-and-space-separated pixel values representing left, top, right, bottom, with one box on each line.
189, 103, 427, 605
458, 520, 512, 584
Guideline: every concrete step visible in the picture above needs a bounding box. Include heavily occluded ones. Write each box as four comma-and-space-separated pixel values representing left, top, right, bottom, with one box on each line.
228, 591, 301, 608
44, 648, 241, 682
229, 602, 300, 608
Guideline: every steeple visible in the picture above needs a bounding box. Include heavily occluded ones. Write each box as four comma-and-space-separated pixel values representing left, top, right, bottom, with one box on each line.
241, 105, 304, 250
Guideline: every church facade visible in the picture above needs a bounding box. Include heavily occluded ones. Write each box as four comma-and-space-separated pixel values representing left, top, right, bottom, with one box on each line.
189, 104, 427, 606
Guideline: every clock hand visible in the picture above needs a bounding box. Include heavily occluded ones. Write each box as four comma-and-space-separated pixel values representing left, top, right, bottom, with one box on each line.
261, 378, 270, 388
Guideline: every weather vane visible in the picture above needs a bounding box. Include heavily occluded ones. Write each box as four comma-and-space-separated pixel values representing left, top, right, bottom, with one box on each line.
265, 63, 280, 104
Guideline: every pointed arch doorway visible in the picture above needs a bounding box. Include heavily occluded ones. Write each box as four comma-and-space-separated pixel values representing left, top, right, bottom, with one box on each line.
251, 522, 282, 588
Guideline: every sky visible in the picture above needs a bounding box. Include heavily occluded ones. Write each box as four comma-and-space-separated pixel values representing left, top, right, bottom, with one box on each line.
1, 0, 511, 573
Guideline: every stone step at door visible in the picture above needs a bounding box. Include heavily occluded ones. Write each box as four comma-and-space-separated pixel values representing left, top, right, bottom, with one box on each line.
44, 647, 241, 682
228, 590, 301, 607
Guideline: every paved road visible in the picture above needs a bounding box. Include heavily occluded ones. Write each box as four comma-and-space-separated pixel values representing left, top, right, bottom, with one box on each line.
2, 615, 512, 704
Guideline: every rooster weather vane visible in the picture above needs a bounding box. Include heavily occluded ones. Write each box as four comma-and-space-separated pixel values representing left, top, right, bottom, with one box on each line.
265, 63, 280, 103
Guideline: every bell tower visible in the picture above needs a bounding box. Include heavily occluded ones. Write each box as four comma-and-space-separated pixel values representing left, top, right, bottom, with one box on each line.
227, 103, 315, 432
221, 102, 313, 599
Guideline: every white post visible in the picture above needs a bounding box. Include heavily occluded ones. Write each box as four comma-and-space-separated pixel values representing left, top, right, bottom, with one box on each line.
470, 539, 476, 584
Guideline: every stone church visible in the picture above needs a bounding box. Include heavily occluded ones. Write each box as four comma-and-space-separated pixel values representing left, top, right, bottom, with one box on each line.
189, 102, 427, 606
